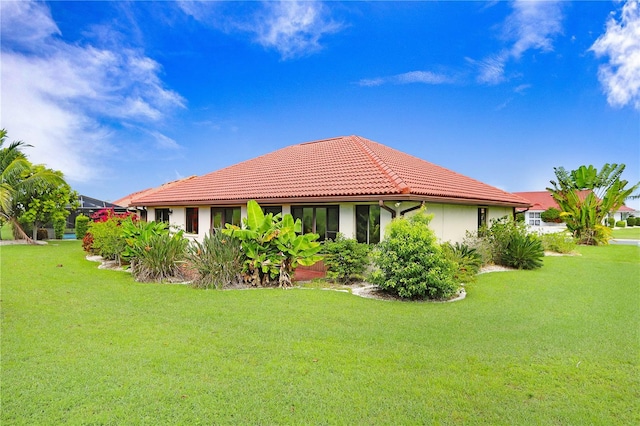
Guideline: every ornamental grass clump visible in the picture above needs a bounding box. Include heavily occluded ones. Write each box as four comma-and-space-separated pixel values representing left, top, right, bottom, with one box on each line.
128, 231, 189, 282
188, 230, 243, 289
441, 242, 483, 283
370, 209, 458, 300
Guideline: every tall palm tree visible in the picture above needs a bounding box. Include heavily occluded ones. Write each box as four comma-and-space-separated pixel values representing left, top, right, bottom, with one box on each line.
0, 129, 64, 243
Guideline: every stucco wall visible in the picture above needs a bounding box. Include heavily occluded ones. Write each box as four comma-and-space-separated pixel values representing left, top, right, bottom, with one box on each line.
147, 202, 515, 244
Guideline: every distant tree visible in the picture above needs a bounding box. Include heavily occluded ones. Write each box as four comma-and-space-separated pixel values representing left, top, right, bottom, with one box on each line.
0, 129, 67, 242
17, 165, 78, 240
547, 164, 640, 245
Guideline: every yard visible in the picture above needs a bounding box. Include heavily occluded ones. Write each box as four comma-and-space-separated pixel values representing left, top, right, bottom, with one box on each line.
1, 240, 639, 424
612, 226, 640, 240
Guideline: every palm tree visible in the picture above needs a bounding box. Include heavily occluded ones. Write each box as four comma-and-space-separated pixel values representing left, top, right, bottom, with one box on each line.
0, 129, 64, 243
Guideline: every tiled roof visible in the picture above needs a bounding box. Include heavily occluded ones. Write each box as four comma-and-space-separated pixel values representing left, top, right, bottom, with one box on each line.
115, 176, 197, 208
513, 191, 558, 211
130, 135, 531, 207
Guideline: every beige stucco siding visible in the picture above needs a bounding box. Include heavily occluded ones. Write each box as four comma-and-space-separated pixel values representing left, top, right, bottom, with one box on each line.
147, 202, 514, 244
422, 203, 478, 243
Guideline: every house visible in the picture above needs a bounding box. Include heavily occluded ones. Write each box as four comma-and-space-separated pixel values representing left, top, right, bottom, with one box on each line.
66, 195, 127, 229
514, 191, 638, 229
122, 135, 531, 243
113, 176, 197, 222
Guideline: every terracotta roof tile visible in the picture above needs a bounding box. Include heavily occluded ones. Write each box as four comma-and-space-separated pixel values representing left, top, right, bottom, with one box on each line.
130, 135, 531, 207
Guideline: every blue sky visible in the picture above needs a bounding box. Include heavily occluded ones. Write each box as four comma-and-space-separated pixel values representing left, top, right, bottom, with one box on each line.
1, 1, 639, 208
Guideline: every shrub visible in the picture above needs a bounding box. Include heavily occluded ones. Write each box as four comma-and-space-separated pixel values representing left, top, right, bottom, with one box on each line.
486, 216, 530, 265
75, 214, 90, 239
501, 233, 544, 270
462, 230, 492, 266
129, 231, 189, 282
89, 219, 126, 262
121, 219, 170, 263
466, 216, 546, 267
441, 242, 482, 283
188, 230, 243, 289
541, 207, 563, 223
322, 234, 370, 283
53, 217, 66, 239
626, 217, 635, 227
616, 220, 626, 228
581, 225, 612, 245
36, 228, 48, 240
541, 232, 577, 254
370, 209, 458, 300
82, 232, 95, 253
606, 217, 616, 228
634, 217, 640, 226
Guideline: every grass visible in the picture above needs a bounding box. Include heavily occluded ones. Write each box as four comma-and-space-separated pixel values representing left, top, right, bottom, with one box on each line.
1, 241, 639, 424
612, 226, 640, 239
1, 222, 13, 240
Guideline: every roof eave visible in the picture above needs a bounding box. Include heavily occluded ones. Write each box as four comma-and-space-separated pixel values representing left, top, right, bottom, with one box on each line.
129, 193, 531, 208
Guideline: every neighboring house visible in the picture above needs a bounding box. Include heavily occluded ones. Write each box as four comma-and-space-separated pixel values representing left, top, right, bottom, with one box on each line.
514, 191, 638, 230
66, 195, 127, 229
121, 135, 531, 244
608, 204, 638, 222
113, 176, 197, 222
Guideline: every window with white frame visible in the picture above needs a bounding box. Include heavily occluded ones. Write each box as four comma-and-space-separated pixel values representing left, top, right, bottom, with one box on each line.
529, 211, 541, 226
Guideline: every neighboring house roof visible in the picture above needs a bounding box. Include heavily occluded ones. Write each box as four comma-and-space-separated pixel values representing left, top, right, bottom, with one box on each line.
513, 191, 559, 211
514, 190, 637, 213
114, 176, 197, 208
130, 135, 531, 208
76, 195, 125, 210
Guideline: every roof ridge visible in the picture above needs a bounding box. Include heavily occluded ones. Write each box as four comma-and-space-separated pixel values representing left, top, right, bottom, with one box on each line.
352, 135, 410, 194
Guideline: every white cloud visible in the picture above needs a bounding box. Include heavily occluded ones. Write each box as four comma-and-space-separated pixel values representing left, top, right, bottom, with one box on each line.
0, 1, 184, 183
505, 0, 563, 58
590, 0, 640, 110
474, 0, 563, 84
178, 0, 341, 60
150, 131, 181, 150
253, 0, 341, 59
358, 70, 453, 87
472, 52, 509, 85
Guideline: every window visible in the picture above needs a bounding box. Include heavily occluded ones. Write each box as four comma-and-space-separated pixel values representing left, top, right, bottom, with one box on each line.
211, 207, 241, 230
186, 207, 199, 234
263, 206, 283, 216
478, 207, 487, 230
291, 205, 339, 241
356, 205, 380, 244
155, 208, 170, 223
529, 212, 541, 226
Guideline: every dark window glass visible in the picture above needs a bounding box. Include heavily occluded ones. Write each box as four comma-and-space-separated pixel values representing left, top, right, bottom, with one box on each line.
327, 206, 340, 241
478, 208, 487, 230
291, 206, 339, 241
263, 206, 283, 216
155, 208, 170, 223
211, 207, 241, 230
186, 207, 199, 234
356, 205, 380, 244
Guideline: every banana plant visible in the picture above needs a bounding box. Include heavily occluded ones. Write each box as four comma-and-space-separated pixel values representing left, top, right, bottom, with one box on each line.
223, 200, 322, 287
548, 163, 639, 245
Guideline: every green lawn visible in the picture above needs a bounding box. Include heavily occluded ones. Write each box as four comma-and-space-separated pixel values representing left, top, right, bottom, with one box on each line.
2, 241, 639, 424
1, 222, 13, 240
612, 226, 640, 239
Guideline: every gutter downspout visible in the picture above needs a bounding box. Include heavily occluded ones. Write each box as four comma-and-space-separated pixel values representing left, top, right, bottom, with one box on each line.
379, 200, 397, 219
